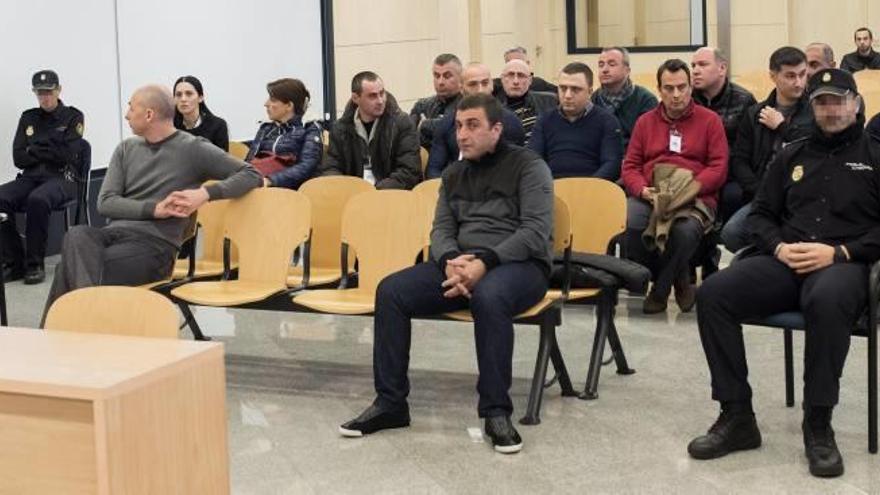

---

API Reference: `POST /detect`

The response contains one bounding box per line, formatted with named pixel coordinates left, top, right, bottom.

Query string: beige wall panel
left=480, top=0, right=517, bottom=34
left=789, top=0, right=868, bottom=58
left=438, top=0, right=472, bottom=58
left=335, top=41, right=441, bottom=116
left=334, top=0, right=439, bottom=46
left=730, top=24, right=789, bottom=76
left=731, top=0, right=788, bottom=25
left=482, top=33, right=518, bottom=75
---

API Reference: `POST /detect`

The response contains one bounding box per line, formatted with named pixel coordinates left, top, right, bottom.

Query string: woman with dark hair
left=246, top=78, right=322, bottom=189
left=173, top=75, right=229, bottom=151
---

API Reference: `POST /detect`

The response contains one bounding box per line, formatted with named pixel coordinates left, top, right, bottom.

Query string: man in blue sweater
left=529, top=62, right=624, bottom=180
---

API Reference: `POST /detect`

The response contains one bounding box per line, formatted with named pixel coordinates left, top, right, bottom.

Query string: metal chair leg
left=581, top=291, right=613, bottom=400
left=784, top=328, right=794, bottom=407
left=547, top=323, right=577, bottom=397
left=520, top=321, right=553, bottom=426
left=177, top=302, right=211, bottom=341
left=607, top=319, right=635, bottom=375
left=869, top=319, right=877, bottom=453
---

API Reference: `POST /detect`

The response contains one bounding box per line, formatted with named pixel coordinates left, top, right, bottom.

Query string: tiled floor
left=7, top=257, right=880, bottom=493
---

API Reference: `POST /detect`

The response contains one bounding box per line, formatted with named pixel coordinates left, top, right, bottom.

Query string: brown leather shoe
left=674, top=273, right=696, bottom=312
left=642, top=291, right=668, bottom=314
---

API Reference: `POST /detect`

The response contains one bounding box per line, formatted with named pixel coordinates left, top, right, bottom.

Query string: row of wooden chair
left=156, top=177, right=632, bottom=423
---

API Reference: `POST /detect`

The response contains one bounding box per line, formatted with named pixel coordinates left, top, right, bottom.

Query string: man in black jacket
left=0, top=70, right=84, bottom=284
left=840, top=27, right=880, bottom=73
left=721, top=47, right=814, bottom=253
left=339, top=93, right=553, bottom=455
left=410, top=53, right=463, bottom=150
left=321, top=72, right=421, bottom=189
left=689, top=69, right=878, bottom=478
left=496, top=59, right=558, bottom=143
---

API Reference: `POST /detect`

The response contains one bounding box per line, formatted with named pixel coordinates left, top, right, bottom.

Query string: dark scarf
left=595, top=78, right=635, bottom=111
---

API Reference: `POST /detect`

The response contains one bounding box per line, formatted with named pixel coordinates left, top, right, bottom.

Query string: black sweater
left=174, top=112, right=229, bottom=152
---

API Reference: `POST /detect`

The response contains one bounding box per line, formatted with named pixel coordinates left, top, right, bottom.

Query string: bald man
left=805, top=43, right=837, bottom=78
left=496, top=59, right=557, bottom=143
left=42, top=85, right=262, bottom=324
left=425, top=63, right=525, bottom=178
left=491, top=46, right=558, bottom=95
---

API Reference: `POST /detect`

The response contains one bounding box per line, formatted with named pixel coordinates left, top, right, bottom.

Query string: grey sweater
left=430, top=141, right=554, bottom=275
left=98, top=131, right=262, bottom=247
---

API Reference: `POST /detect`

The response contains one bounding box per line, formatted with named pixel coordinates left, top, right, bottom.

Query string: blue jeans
left=372, top=261, right=548, bottom=417
left=720, top=202, right=752, bottom=253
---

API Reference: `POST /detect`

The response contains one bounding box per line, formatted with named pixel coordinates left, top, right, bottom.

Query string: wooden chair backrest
left=552, top=195, right=572, bottom=254
left=224, top=188, right=311, bottom=285
left=195, top=199, right=233, bottom=262
left=419, top=147, right=430, bottom=178
left=733, top=70, right=773, bottom=100
left=45, top=286, right=179, bottom=338
left=412, top=178, right=442, bottom=247
left=631, top=73, right=659, bottom=96
left=854, top=69, right=880, bottom=93
left=299, top=176, right=374, bottom=271
left=341, top=190, right=426, bottom=294
left=228, top=141, right=250, bottom=160
left=553, top=178, right=626, bottom=254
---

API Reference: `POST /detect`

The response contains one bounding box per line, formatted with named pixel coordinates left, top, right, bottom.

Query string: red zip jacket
left=622, top=101, right=728, bottom=210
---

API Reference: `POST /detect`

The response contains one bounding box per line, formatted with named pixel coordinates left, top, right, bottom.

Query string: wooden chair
left=854, top=70, right=880, bottom=93
left=631, top=73, right=659, bottom=96
left=412, top=178, right=441, bottom=257
left=228, top=141, right=250, bottom=160
left=44, top=286, right=179, bottom=339
left=733, top=70, right=773, bottom=100
left=862, top=87, right=880, bottom=120
left=171, top=199, right=237, bottom=280
left=171, top=188, right=311, bottom=340
left=287, top=176, right=374, bottom=287
left=292, top=190, right=426, bottom=314
left=552, top=177, right=634, bottom=399
left=419, top=147, right=430, bottom=180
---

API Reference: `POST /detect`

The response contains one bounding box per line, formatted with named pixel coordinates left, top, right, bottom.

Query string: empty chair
left=287, top=176, right=374, bottom=287
left=44, top=286, right=179, bottom=338
left=292, top=190, right=425, bottom=314
left=171, top=199, right=236, bottom=280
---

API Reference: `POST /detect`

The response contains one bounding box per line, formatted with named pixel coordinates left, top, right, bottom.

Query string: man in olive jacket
left=321, top=71, right=421, bottom=189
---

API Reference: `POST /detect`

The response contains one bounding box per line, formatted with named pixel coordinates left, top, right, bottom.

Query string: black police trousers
left=0, top=174, right=75, bottom=268
left=696, top=255, right=867, bottom=407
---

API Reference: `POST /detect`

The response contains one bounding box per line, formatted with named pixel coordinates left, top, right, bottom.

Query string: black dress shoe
left=2, top=263, right=24, bottom=282
left=484, top=415, right=523, bottom=454
left=642, top=290, right=668, bottom=314
left=339, top=403, right=410, bottom=437
left=803, top=420, right=844, bottom=477
left=687, top=410, right=762, bottom=460
left=24, top=266, right=45, bottom=285
left=673, top=271, right=696, bottom=312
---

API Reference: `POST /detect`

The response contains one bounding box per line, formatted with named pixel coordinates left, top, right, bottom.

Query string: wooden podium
left=0, top=328, right=229, bottom=494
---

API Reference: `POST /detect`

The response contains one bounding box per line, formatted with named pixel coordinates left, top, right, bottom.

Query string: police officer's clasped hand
left=776, top=242, right=835, bottom=274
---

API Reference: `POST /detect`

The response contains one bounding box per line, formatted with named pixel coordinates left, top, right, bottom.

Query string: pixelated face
left=812, top=93, right=859, bottom=135
left=34, top=88, right=60, bottom=112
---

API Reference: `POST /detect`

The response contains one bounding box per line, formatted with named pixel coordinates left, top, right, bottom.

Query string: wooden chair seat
left=172, top=280, right=284, bottom=306
left=545, top=287, right=601, bottom=301
left=139, top=279, right=172, bottom=290
left=292, top=289, right=375, bottom=315
left=444, top=294, right=561, bottom=322
left=44, top=286, right=180, bottom=338
left=286, top=266, right=352, bottom=287
left=172, top=259, right=233, bottom=280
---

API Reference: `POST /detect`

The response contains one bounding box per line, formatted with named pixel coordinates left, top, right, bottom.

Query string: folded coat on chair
left=642, top=163, right=714, bottom=252
left=550, top=251, right=651, bottom=294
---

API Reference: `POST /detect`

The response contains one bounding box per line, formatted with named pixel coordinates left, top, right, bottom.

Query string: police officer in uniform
left=0, top=70, right=84, bottom=284
left=687, top=68, right=879, bottom=478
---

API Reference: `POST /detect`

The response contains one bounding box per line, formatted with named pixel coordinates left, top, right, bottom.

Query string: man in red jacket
left=622, top=59, right=728, bottom=314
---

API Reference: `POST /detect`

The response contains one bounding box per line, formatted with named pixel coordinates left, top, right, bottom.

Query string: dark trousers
left=373, top=261, right=548, bottom=418
left=697, top=255, right=867, bottom=407
left=0, top=175, right=75, bottom=268
left=624, top=197, right=704, bottom=297
left=42, top=226, right=177, bottom=324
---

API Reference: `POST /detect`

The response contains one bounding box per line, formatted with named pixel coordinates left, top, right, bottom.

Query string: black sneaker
left=484, top=416, right=523, bottom=454
left=803, top=419, right=844, bottom=477
left=687, top=410, right=762, bottom=460
left=23, top=266, right=45, bottom=285
left=339, top=403, right=410, bottom=437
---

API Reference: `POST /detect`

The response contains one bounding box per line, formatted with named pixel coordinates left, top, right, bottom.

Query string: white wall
left=0, top=0, right=327, bottom=182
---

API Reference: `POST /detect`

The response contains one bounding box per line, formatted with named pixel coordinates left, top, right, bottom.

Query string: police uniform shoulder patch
left=792, top=164, right=804, bottom=182
left=25, top=125, right=34, bottom=137
left=76, top=122, right=84, bottom=136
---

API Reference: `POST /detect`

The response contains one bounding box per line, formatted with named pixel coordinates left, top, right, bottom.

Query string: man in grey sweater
left=42, top=85, right=262, bottom=320
left=339, top=93, right=554, bottom=455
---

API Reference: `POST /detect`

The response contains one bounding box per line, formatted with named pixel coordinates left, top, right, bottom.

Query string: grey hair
left=806, top=42, right=836, bottom=65
left=504, top=46, right=528, bottom=58
left=601, top=46, right=631, bottom=67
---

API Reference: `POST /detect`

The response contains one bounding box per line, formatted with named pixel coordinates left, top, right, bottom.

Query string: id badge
left=669, top=131, right=682, bottom=153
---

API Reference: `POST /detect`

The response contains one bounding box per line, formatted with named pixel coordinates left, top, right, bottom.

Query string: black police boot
left=484, top=415, right=523, bottom=454
left=24, top=264, right=45, bottom=285
left=803, top=406, right=844, bottom=477
left=688, top=405, right=762, bottom=460
left=339, top=402, right=410, bottom=437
